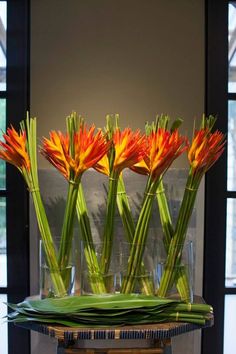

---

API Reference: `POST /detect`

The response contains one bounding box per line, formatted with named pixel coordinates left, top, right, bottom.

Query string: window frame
left=3, top=1, right=30, bottom=354
left=202, top=1, right=228, bottom=353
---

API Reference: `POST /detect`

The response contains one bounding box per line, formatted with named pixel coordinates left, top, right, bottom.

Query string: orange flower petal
left=130, top=158, right=150, bottom=175
left=0, top=126, right=30, bottom=171
left=94, top=154, right=110, bottom=176
left=113, top=128, right=146, bottom=172
left=41, top=131, right=70, bottom=179
left=188, top=128, right=225, bottom=174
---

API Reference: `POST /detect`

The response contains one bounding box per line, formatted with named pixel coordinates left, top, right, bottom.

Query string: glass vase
left=156, top=240, right=194, bottom=303
left=40, top=238, right=77, bottom=298
left=120, top=240, right=157, bottom=295
left=80, top=241, right=123, bottom=295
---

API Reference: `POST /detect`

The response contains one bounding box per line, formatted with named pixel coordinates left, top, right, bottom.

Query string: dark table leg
left=163, top=339, right=172, bottom=354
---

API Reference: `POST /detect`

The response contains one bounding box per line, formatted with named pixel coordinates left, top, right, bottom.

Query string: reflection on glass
left=227, top=101, right=236, bottom=191
left=224, top=295, right=236, bottom=353
left=0, top=294, right=8, bottom=354
left=0, top=198, right=6, bottom=287
left=0, top=99, right=5, bottom=190
left=0, top=2, right=6, bottom=91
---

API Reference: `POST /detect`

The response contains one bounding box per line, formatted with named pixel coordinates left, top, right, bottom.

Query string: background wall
left=30, top=1, right=205, bottom=353
left=31, top=0, right=204, bottom=160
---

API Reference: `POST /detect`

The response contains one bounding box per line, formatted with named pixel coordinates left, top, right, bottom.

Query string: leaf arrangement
left=7, top=294, right=213, bottom=327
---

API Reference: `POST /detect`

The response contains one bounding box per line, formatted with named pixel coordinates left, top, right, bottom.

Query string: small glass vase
left=120, top=241, right=157, bottom=295
left=156, top=241, right=194, bottom=303
left=39, top=238, right=77, bottom=298
left=80, top=242, right=122, bottom=295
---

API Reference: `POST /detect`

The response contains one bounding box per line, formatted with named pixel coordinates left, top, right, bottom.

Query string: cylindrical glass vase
left=156, top=240, right=194, bottom=303
left=40, top=238, right=77, bottom=298
left=80, top=242, right=122, bottom=295
left=120, top=241, right=157, bottom=295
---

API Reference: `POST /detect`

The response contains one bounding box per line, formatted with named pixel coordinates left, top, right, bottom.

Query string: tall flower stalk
left=94, top=129, right=153, bottom=294
left=158, top=116, right=225, bottom=299
left=146, top=117, right=190, bottom=299
left=150, top=116, right=180, bottom=252
left=121, top=128, right=188, bottom=293
left=0, top=116, right=67, bottom=297
left=95, top=117, right=146, bottom=275
left=41, top=113, right=110, bottom=285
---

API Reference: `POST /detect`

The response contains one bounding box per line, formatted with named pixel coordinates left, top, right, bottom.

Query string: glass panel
left=229, top=3, right=236, bottom=92
left=0, top=294, right=8, bottom=354
left=0, top=99, right=6, bottom=189
left=224, top=295, right=236, bottom=353
left=0, top=197, right=6, bottom=287
left=0, top=2, right=6, bottom=91
left=227, top=101, right=236, bottom=191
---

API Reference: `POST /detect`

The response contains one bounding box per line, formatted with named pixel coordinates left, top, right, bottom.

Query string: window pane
left=224, top=295, right=236, bottom=353
left=227, top=101, right=236, bottom=191
left=0, top=98, right=6, bottom=189
left=0, top=197, right=6, bottom=287
left=0, top=294, right=8, bottom=354
left=229, top=3, right=236, bottom=92
left=0, top=2, right=6, bottom=91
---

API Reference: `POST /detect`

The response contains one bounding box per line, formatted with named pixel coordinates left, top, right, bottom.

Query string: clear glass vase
left=120, top=240, right=157, bottom=295
left=156, top=240, right=194, bottom=303
left=80, top=242, right=123, bottom=295
left=39, top=238, right=77, bottom=298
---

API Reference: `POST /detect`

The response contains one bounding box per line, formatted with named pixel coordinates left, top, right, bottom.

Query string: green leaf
left=7, top=295, right=212, bottom=327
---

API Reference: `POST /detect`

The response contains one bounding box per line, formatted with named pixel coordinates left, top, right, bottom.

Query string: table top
left=19, top=314, right=213, bottom=343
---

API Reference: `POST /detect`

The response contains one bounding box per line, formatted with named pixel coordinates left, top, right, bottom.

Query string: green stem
left=101, top=170, right=119, bottom=274
left=156, top=180, right=174, bottom=250
left=116, top=176, right=135, bottom=243
left=58, top=180, right=80, bottom=270
left=158, top=172, right=201, bottom=299
left=117, top=176, right=154, bottom=295
left=22, top=117, right=66, bottom=297
left=31, top=190, right=67, bottom=297
left=121, top=178, right=159, bottom=293
left=156, top=180, right=190, bottom=300
left=76, top=183, right=106, bottom=293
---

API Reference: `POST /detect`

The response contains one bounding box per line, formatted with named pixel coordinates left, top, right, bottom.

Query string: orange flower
left=41, top=125, right=110, bottom=181
left=188, top=128, right=225, bottom=174
left=131, top=128, right=188, bottom=179
left=94, top=128, right=146, bottom=176
left=0, top=126, right=30, bottom=171
left=41, top=131, right=70, bottom=179
left=112, top=128, right=146, bottom=173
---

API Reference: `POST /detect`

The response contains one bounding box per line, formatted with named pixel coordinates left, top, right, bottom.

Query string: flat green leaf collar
left=15, top=294, right=177, bottom=313
left=6, top=294, right=213, bottom=328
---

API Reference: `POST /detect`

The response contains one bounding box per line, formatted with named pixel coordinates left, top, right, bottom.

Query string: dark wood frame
left=202, top=1, right=228, bottom=354
left=1, top=1, right=31, bottom=353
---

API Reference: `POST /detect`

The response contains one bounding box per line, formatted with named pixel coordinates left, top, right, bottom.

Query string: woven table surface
left=19, top=315, right=213, bottom=342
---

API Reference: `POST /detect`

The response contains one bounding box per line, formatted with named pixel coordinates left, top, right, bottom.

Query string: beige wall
left=31, top=0, right=204, bottom=165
